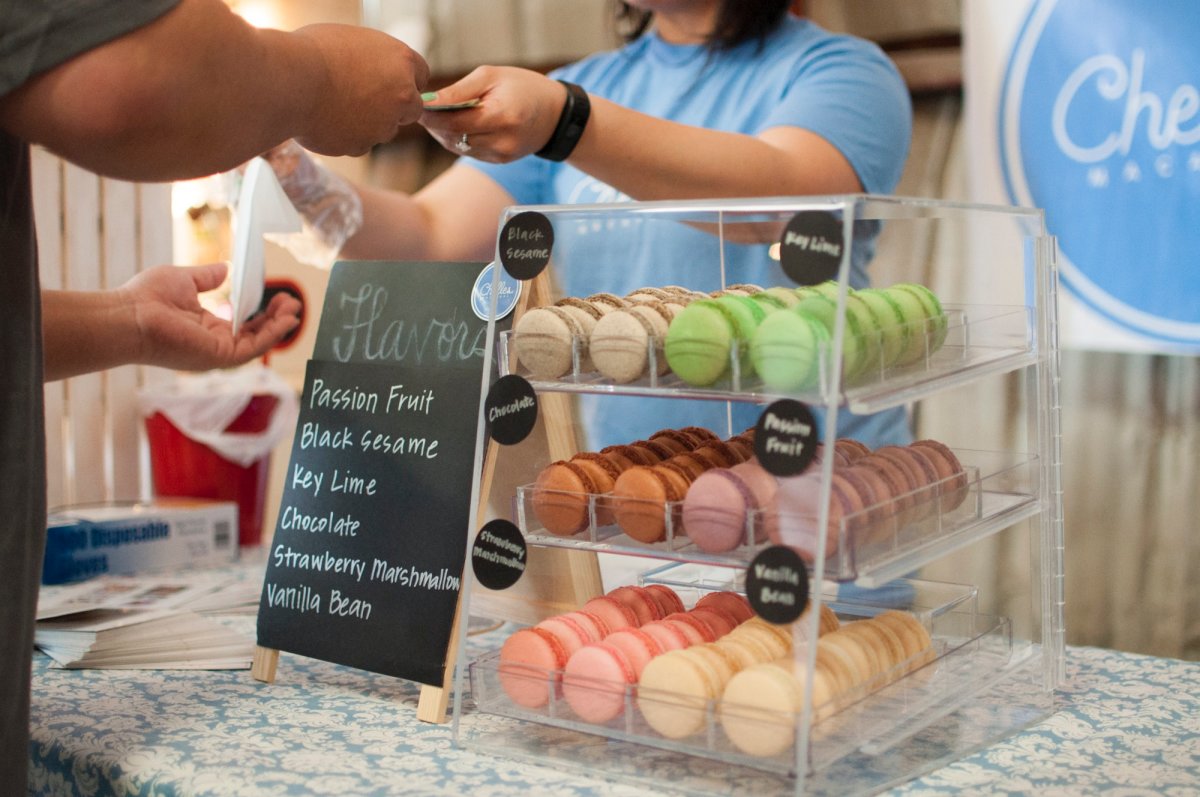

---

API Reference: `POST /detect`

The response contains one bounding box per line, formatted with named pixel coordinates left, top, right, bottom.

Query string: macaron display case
left=452, top=195, right=1063, bottom=796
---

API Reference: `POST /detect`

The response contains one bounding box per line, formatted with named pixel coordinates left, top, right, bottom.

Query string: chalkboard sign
left=257, top=261, right=494, bottom=686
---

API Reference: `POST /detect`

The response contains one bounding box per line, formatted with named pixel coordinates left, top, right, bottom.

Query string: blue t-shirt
left=467, top=16, right=913, bottom=449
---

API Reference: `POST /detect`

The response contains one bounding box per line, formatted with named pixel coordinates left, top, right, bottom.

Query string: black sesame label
left=746, top=545, right=809, bottom=624
left=471, top=519, right=527, bottom=590
left=779, top=211, right=843, bottom=285
left=498, top=211, right=554, bottom=281
left=754, top=399, right=818, bottom=476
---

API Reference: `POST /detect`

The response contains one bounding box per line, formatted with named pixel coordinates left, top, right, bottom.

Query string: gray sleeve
left=0, top=0, right=181, bottom=97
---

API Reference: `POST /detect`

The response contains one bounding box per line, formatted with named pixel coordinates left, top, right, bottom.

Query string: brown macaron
left=611, top=465, right=687, bottom=543
left=910, top=439, right=968, bottom=512
left=532, top=459, right=599, bottom=536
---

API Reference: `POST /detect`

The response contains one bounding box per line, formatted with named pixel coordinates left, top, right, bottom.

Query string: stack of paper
left=35, top=572, right=258, bottom=669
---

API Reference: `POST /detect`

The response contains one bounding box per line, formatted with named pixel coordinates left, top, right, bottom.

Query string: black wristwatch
left=535, top=81, right=591, bottom=162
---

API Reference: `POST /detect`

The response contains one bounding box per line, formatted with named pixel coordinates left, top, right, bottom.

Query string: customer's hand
left=293, top=23, right=431, bottom=156
left=119, top=263, right=301, bottom=371
left=420, top=66, right=566, bottom=163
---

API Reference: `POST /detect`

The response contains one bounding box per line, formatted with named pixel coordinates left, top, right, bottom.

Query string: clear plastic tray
left=468, top=607, right=1014, bottom=778
left=515, top=448, right=1041, bottom=584
left=499, top=304, right=1035, bottom=414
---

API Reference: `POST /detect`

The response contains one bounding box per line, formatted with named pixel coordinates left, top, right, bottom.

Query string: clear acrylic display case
left=451, top=195, right=1063, bottom=796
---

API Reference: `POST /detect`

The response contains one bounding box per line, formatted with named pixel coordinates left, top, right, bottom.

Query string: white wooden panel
left=136, top=181, right=176, bottom=500
left=62, top=162, right=106, bottom=506
left=138, top=182, right=177, bottom=393
left=514, top=0, right=613, bottom=66
left=102, top=179, right=142, bottom=502
left=432, top=0, right=522, bottom=73
left=32, top=148, right=67, bottom=510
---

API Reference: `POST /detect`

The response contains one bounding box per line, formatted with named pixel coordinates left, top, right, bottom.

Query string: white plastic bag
left=137, top=365, right=298, bottom=467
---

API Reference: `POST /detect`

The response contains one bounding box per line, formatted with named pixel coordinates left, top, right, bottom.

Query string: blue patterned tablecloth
left=28, top=622, right=1200, bottom=797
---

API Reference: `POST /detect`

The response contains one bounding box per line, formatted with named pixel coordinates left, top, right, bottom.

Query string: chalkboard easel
left=251, top=261, right=497, bottom=724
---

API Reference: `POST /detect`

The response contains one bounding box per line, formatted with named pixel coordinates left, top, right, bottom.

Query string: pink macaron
left=499, top=627, right=569, bottom=708
left=681, top=467, right=757, bottom=553
left=561, top=642, right=638, bottom=723
left=643, top=584, right=686, bottom=616
left=607, top=585, right=662, bottom=625
left=582, top=595, right=639, bottom=632
left=603, top=628, right=664, bottom=678
left=536, top=614, right=594, bottom=657
left=638, top=619, right=692, bottom=651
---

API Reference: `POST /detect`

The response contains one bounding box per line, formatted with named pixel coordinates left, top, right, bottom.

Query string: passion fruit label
left=485, top=374, right=538, bottom=445
left=746, top=545, right=809, bottom=624
left=754, top=399, right=818, bottom=476
left=471, top=519, right=527, bottom=590
left=498, top=211, right=554, bottom=281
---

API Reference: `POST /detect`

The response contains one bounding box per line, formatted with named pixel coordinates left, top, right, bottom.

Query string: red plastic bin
left=145, top=394, right=280, bottom=547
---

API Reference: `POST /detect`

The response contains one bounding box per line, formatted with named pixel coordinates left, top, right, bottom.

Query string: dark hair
left=614, top=1, right=791, bottom=51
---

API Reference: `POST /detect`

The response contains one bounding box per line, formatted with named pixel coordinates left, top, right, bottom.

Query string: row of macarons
left=496, top=583, right=935, bottom=758
left=500, top=585, right=757, bottom=711
left=667, top=280, right=948, bottom=391
left=511, top=280, right=946, bottom=391
left=530, top=424, right=969, bottom=559
left=499, top=585, right=829, bottom=722
left=712, top=608, right=935, bottom=757
left=531, top=425, right=756, bottom=542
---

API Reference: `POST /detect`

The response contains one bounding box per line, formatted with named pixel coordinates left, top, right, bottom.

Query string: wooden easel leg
left=251, top=646, right=280, bottom=683
left=417, top=596, right=465, bottom=724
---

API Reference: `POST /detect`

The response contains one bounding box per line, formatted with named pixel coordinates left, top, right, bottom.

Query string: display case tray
left=499, top=304, right=1035, bottom=414
left=468, top=608, right=1014, bottom=778
left=515, top=448, right=1041, bottom=584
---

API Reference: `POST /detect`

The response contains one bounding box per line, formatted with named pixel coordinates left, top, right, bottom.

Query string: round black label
left=779, top=211, right=844, bottom=286
left=485, top=374, right=538, bottom=445
left=754, top=399, right=818, bottom=476
left=746, top=545, right=809, bottom=624
left=498, top=211, right=554, bottom=281
left=471, top=519, right=527, bottom=590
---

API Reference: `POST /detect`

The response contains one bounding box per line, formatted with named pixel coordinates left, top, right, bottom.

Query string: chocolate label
left=746, top=546, right=809, bottom=624
left=754, top=399, right=818, bottom=476
left=498, top=211, right=554, bottom=281
left=471, top=519, right=527, bottom=590
left=485, top=374, right=538, bottom=445
left=779, top=210, right=844, bottom=285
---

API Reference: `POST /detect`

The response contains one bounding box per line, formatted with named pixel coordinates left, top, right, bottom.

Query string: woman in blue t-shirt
left=272, top=0, right=913, bottom=448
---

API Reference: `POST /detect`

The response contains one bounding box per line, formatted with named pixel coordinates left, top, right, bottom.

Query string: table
left=28, top=629, right=1200, bottom=797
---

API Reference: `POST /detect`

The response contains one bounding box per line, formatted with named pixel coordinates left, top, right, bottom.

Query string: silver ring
left=455, top=133, right=471, bottom=153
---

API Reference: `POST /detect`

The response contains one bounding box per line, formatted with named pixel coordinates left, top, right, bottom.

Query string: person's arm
left=264, top=141, right=512, bottom=262
left=0, top=0, right=430, bottom=181
left=419, top=66, right=863, bottom=201
left=41, top=263, right=300, bottom=381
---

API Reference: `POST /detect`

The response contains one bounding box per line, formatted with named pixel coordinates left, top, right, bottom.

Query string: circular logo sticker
left=471, top=519, right=527, bottom=590
left=1001, top=0, right=1200, bottom=347
left=746, top=545, right=809, bottom=624
left=471, top=261, right=522, bottom=321
left=498, top=211, right=554, bottom=281
left=779, top=211, right=844, bottom=286
left=754, top=399, right=819, bottom=476
left=484, top=374, right=538, bottom=445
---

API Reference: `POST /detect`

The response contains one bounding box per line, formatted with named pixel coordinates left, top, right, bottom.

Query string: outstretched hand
left=419, top=66, right=566, bottom=163
left=119, top=263, right=300, bottom=371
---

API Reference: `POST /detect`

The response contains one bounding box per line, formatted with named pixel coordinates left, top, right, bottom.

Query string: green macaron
left=664, top=299, right=736, bottom=386
left=714, top=294, right=766, bottom=379
left=750, top=308, right=830, bottom=392
left=854, top=288, right=908, bottom=369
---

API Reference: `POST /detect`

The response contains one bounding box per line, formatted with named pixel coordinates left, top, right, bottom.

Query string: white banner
left=965, top=0, right=1200, bottom=353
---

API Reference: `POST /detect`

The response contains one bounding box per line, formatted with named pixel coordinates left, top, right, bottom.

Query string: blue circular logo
left=1001, top=0, right=1200, bottom=347
left=471, top=261, right=521, bottom=321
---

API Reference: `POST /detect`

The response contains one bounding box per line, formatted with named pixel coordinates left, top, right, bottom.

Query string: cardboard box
left=42, top=500, right=238, bottom=584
